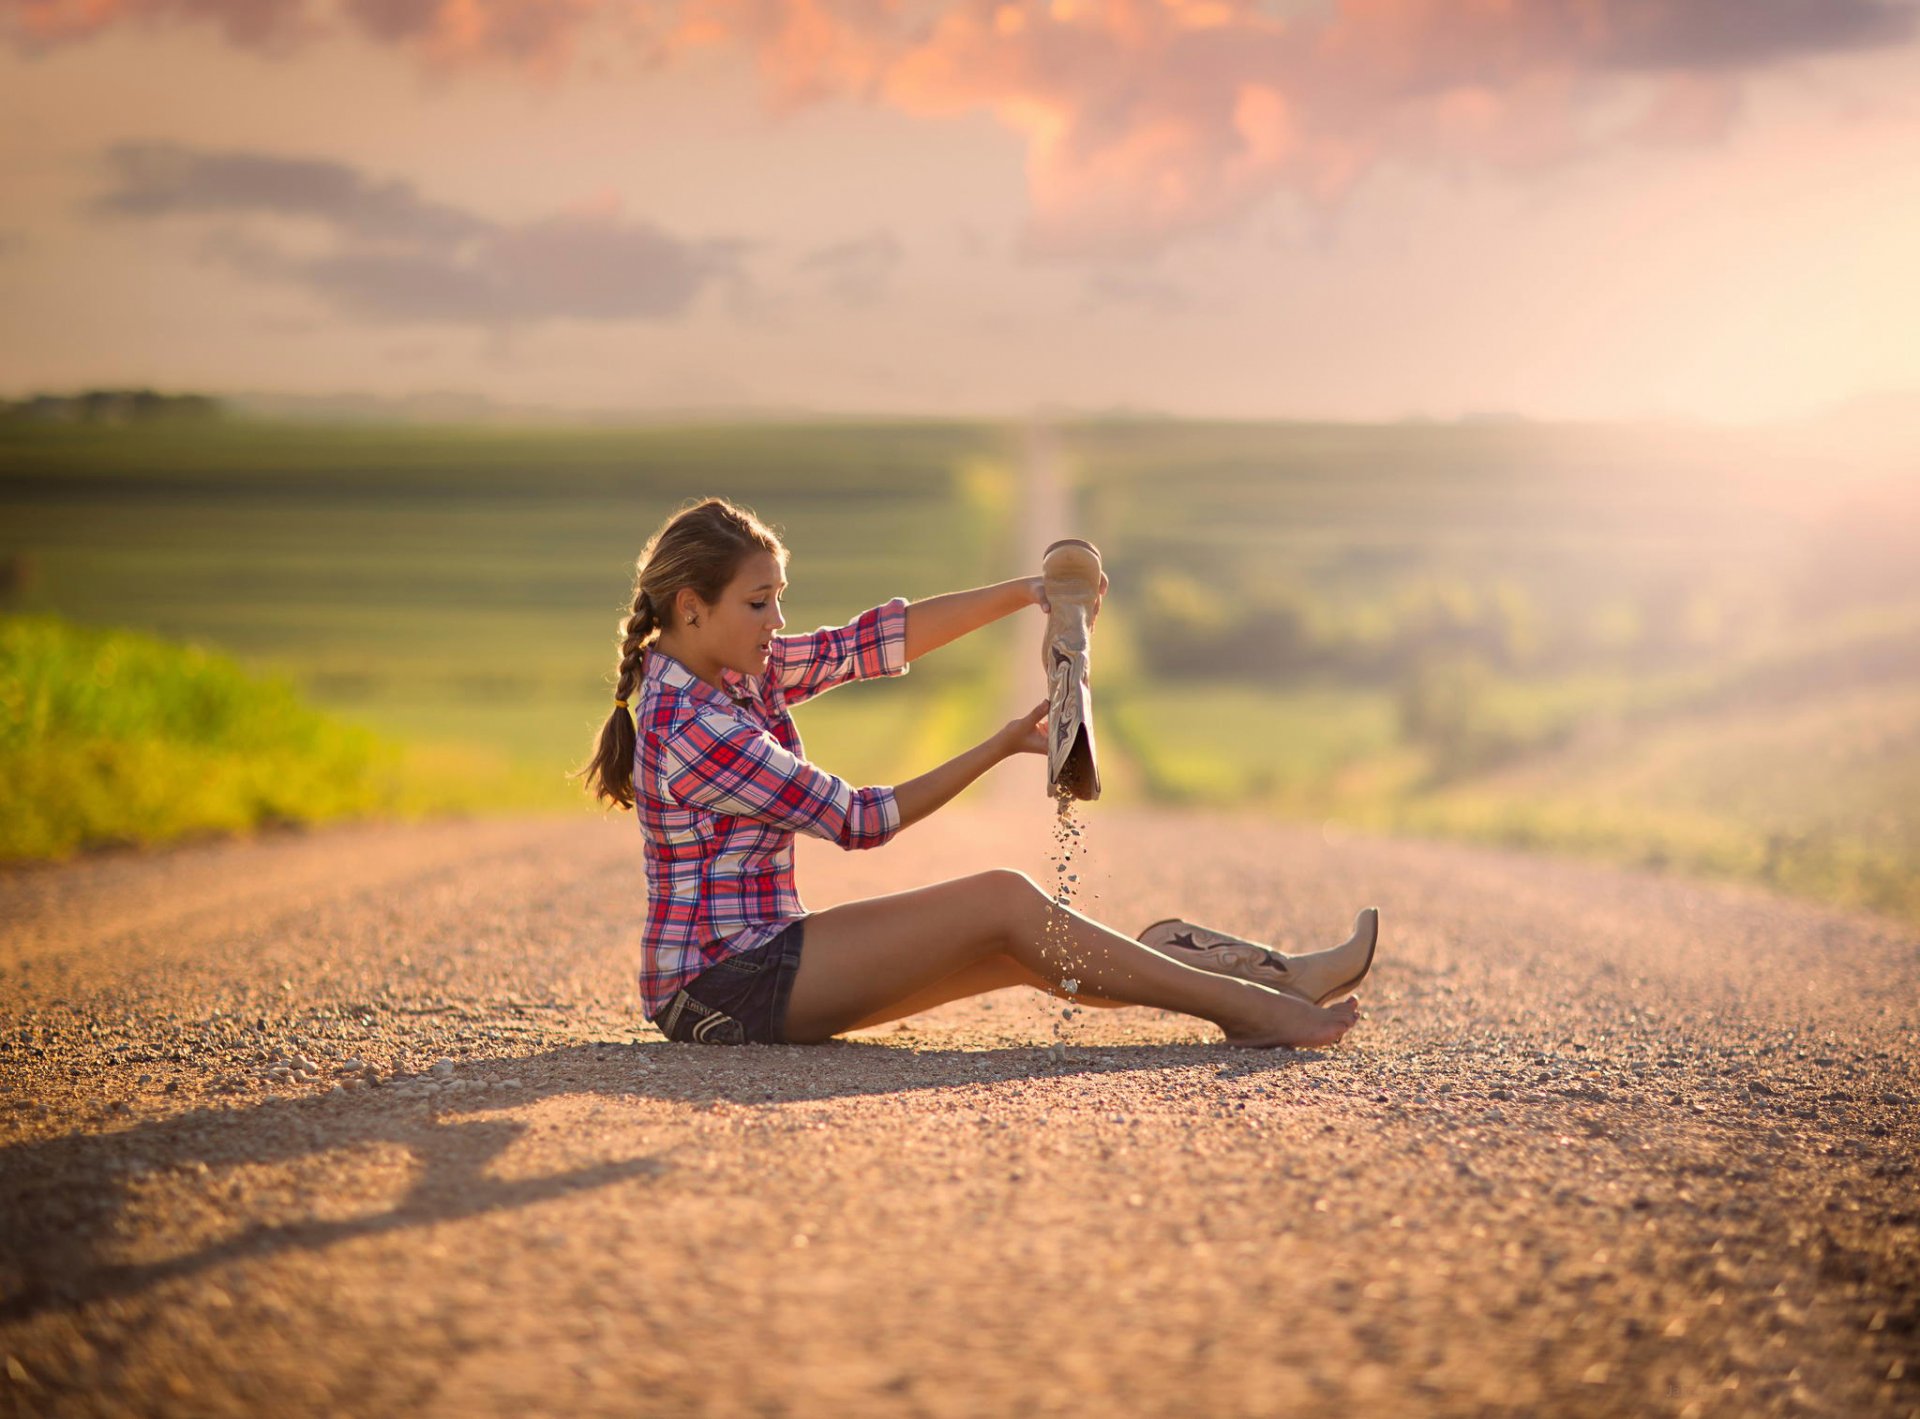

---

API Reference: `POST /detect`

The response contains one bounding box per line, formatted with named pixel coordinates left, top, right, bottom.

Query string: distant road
left=2, top=801, right=1915, bottom=1416
left=992, top=419, right=1072, bottom=802
left=1000, top=418, right=1137, bottom=804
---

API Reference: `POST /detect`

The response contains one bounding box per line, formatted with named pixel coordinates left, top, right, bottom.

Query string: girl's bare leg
left=785, top=870, right=1360, bottom=1048
left=840, top=956, right=1130, bottom=1032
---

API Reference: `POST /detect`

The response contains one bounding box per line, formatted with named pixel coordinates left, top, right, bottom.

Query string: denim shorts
left=651, top=921, right=806, bottom=1046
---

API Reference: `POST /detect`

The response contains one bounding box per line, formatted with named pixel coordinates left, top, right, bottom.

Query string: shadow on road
left=0, top=1039, right=1318, bottom=1322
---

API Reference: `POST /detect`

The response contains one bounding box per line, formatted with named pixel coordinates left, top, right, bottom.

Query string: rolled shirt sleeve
left=770, top=596, right=909, bottom=708
left=659, top=708, right=901, bottom=851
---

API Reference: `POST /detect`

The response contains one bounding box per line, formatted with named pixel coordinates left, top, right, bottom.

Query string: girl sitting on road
left=576, top=497, right=1368, bottom=1049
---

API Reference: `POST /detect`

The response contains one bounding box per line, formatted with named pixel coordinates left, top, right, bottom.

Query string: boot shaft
left=1042, top=538, right=1102, bottom=803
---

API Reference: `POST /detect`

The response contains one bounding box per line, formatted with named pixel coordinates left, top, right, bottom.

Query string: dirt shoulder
left=2, top=804, right=1916, bottom=1417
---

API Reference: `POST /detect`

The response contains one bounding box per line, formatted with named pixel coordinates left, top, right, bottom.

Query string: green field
left=1067, top=418, right=1920, bottom=924
left=5, top=410, right=1915, bottom=927
left=0, top=418, right=1023, bottom=801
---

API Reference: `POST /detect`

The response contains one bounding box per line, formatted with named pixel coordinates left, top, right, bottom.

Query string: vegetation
left=1, top=614, right=448, bottom=858
left=1071, top=418, right=1920, bottom=925
left=0, top=388, right=224, bottom=424
left=0, top=416, right=1018, bottom=804
left=4, top=409, right=1914, bottom=929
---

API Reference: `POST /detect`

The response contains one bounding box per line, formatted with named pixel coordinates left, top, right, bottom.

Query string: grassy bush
left=0, top=614, right=414, bottom=858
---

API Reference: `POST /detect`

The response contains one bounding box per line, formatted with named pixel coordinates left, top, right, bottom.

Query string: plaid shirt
left=632, top=597, right=910, bottom=1019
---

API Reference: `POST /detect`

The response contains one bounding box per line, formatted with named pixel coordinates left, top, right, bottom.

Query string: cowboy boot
left=1043, top=538, right=1102, bottom=804
left=1137, top=907, right=1379, bottom=1005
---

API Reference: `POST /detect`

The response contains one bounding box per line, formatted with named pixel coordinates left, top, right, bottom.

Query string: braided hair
left=575, top=497, right=785, bottom=809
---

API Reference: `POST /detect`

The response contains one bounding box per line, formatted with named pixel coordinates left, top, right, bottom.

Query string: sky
left=2, top=0, right=1918, bottom=423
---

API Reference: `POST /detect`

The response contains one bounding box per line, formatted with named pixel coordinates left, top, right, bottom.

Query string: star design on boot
left=1167, top=929, right=1288, bottom=976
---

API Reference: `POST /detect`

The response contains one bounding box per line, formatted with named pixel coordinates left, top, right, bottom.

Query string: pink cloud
left=682, top=0, right=1919, bottom=253
left=1, top=0, right=615, bottom=72
left=3, top=0, right=314, bottom=51
left=340, top=0, right=609, bottom=78
left=6, top=0, right=1913, bottom=253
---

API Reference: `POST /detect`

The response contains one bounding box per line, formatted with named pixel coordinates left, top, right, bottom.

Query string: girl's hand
left=1026, top=571, right=1110, bottom=624
left=999, top=700, right=1049, bottom=757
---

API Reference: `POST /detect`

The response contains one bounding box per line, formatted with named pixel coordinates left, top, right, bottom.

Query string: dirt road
left=2, top=802, right=1916, bottom=1417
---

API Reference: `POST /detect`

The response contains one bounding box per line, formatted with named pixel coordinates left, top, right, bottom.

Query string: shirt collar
left=646, top=648, right=755, bottom=709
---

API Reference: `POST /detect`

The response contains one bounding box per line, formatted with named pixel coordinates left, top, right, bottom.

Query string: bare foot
left=1222, top=992, right=1362, bottom=1049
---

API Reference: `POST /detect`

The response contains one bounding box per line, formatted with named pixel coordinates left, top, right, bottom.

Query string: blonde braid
left=613, top=590, right=656, bottom=707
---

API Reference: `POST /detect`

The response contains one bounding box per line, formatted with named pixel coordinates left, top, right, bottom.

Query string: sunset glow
left=2, top=0, right=1916, bottom=419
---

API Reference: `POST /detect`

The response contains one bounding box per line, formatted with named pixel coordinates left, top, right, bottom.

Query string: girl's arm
left=904, top=579, right=1042, bottom=661
left=904, top=571, right=1108, bottom=662
left=659, top=711, right=902, bottom=851
left=661, top=700, right=1046, bottom=846
left=774, top=597, right=909, bottom=708
left=891, top=702, right=1048, bottom=829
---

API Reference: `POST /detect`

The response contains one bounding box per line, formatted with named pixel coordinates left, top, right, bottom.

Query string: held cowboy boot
left=1136, top=907, right=1379, bottom=1006
left=1043, top=538, right=1102, bottom=805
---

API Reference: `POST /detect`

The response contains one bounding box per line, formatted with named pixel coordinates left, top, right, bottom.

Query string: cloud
left=796, top=229, right=903, bottom=306
left=1, top=0, right=627, bottom=74
left=89, top=142, right=742, bottom=326
left=89, top=143, right=487, bottom=246
left=338, top=0, right=617, bottom=76
left=1592, top=0, right=1917, bottom=70
left=3, top=0, right=314, bottom=54
left=16, top=1, right=1920, bottom=254
left=845, top=0, right=1919, bottom=254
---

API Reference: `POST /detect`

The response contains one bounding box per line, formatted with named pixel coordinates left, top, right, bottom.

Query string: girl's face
left=689, top=549, right=787, bottom=677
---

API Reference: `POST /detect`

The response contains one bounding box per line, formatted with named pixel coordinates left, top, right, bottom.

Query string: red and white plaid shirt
left=631, top=597, right=910, bottom=1019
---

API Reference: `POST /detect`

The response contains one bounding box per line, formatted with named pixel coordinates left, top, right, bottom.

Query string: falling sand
left=1041, top=786, right=1091, bottom=1057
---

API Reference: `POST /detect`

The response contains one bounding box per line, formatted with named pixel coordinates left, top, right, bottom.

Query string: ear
left=674, top=587, right=703, bottom=625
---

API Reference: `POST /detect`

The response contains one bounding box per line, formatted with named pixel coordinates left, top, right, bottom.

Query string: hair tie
left=615, top=698, right=630, bottom=709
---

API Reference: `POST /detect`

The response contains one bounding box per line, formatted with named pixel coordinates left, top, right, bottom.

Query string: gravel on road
left=2, top=804, right=1915, bottom=1417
